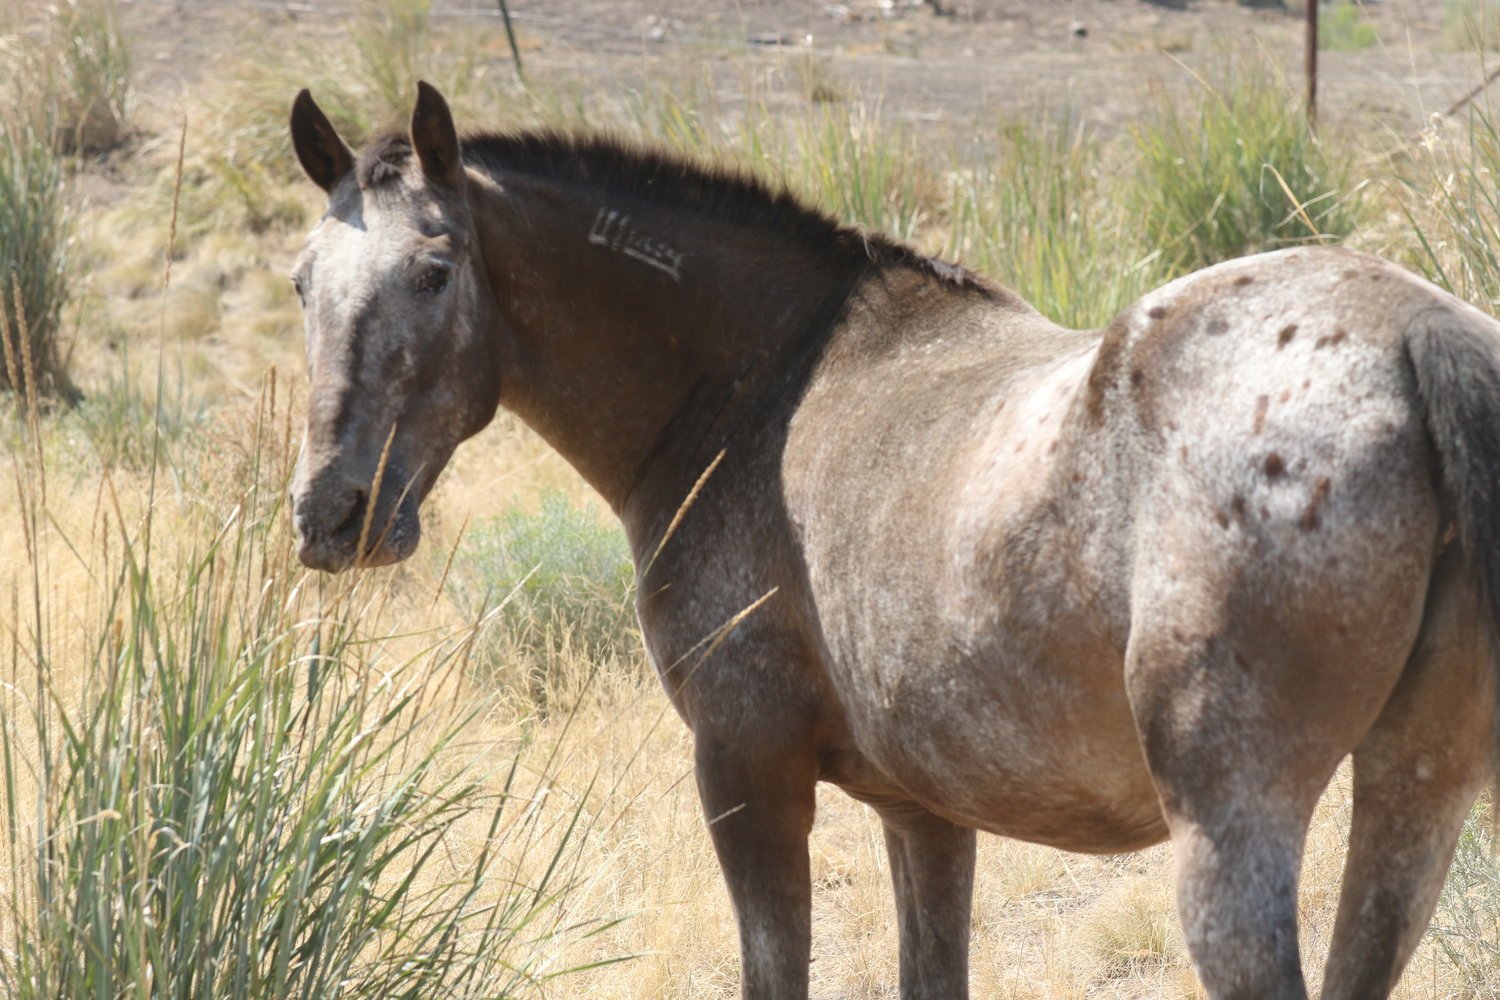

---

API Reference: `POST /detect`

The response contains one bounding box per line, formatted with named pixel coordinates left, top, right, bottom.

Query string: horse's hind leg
left=1131, top=636, right=1330, bottom=1000
left=1127, top=563, right=1418, bottom=997
left=876, top=802, right=977, bottom=999
left=1321, top=550, right=1494, bottom=1000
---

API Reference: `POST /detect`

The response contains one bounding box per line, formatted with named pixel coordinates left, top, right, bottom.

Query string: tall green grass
left=0, top=113, right=74, bottom=401
left=1131, top=58, right=1360, bottom=274
left=1402, top=105, right=1500, bottom=312
left=0, top=375, right=619, bottom=996
left=944, top=119, right=1167, bottom=329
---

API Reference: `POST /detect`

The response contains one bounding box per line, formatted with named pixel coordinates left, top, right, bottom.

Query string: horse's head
left=287, top=83, right=501, bottom=572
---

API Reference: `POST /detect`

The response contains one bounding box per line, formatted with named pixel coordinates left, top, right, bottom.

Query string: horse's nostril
left=335, top=490, right=368, bottom=537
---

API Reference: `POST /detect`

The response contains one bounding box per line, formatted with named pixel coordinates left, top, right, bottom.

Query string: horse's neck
left=471, top=169, right=862, bottom=510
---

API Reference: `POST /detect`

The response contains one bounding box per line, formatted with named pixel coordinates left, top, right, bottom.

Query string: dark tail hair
left=1407, top=308, right=1500, bottom=796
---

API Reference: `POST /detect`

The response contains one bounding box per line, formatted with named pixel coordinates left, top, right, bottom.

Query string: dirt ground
left=117, top=0, right=1500, bottom=139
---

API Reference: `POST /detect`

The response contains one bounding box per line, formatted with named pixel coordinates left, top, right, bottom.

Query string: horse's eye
left=416, top=264, right=451, bottom=296
left=290, top=275, right=305, bottom=303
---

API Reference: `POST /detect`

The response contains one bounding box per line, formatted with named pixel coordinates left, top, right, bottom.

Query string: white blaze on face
left=295, top=188, right=461, bottom=417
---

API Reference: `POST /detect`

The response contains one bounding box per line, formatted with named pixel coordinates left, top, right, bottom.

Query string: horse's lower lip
left=296, top=501, right=421, bottom=573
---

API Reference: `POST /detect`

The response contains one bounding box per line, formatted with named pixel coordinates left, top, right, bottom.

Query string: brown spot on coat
left=1215, top=509, right=1230, bottom=529
left=1279, top=390, right=1291, bottom=404
left=1234, top=275, right=1254, bottom=287
left=1315, top=329, right=1349, bottom=349
left=1277, top=324, right=1297, bottom=348
left=1230, top=495, right=1247, bottom=520
left=1300, top=477, right=1332, bottom=531
left=1253, top=395, right=1269, bottom=435
left=1206, top=318, right=1229, bottom=336
left=1131, top=369, right=1145, bottom=386
left=1148, top=306, right=1167, bottom=320
left=1264, top=453, right=1285, bottom=478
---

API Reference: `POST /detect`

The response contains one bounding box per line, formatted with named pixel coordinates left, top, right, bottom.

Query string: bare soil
left=118, top=0, right=1500, bottom=139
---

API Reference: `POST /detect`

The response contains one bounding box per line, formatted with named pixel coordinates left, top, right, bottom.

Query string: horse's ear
left=411, top=81, right=464, bottom=189
left=290, top=89, right=354, bottom=194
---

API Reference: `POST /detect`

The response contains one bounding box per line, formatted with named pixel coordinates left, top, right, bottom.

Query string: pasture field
left=9, top=0, right=1500, bottom=996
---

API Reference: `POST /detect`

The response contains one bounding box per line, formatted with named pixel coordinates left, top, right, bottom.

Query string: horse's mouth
left=296, top=486, right=422, bottom=573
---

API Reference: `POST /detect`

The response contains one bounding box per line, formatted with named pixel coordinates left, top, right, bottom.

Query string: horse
left=285, top=82, right=1500, bottom=999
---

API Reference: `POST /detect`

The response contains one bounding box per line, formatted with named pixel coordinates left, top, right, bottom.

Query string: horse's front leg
left=695, top=732, right=818, bottom=999
left=877, top=802, right=977, bottom=999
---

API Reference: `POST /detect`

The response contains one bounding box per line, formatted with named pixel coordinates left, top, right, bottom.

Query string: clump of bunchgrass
left=1130, top=55, right=1361, bottom=274
left=785, top=103, right=942, bottom=243
left=1, top=0, right=132, bottom=154
left=47, top=0, right=131, bottom=153
left=0, top=113, right=75, bottom=402
left=1400, top=104, right=1500, bottom=312
left=0, top=376, right=620, bottom=999
left=69, top=345, right=209, bottom=470
left=943, top=117, right=1167, bottom=328
left=446, top=492, right=639, bottom=709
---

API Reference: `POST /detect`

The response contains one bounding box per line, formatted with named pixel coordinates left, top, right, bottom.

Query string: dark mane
left=355, top=130, right=993, bottom=295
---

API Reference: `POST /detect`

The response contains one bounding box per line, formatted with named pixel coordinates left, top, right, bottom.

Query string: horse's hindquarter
left=784, top=280, right=1165, bottom=852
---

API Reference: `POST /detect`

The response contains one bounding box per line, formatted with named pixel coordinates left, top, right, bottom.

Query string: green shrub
left=447, top=492, right=639, bottom=707
left=0, top=113, right=74, bottom=402
left=1321, top=1, right=1380, bottom=51
left=1130, top=58, right=1360, bottom=274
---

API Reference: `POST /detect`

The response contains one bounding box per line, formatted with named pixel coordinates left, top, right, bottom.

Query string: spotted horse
left=287, top=82, right=1500, bottom=999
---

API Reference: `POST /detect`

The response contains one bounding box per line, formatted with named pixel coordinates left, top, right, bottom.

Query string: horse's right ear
left=290, top=89, right=354, bottom=194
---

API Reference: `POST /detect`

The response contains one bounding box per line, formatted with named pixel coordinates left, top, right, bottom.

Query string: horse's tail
left=1406, top=307, right=1500, bottom=791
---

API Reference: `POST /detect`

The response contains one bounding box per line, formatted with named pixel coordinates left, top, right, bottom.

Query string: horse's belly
left=825, top=646, right=1168, bottom=854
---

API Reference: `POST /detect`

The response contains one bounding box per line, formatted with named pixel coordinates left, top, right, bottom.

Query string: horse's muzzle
left=291, top=471, right=421, bottom=572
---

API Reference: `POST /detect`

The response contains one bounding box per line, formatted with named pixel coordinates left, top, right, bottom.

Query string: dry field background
left=8, top=0, right=1500, bottom=996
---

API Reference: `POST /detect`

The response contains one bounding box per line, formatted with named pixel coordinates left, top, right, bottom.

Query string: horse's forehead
left=305, top=189, right=446, bottom=280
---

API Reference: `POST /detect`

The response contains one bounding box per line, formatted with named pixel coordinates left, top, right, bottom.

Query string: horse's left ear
left=411, top=81, right=464, bottom=189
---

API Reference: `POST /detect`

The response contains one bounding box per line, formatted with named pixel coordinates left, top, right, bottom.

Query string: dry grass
left=7, top=3, right=1500, bottom=996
